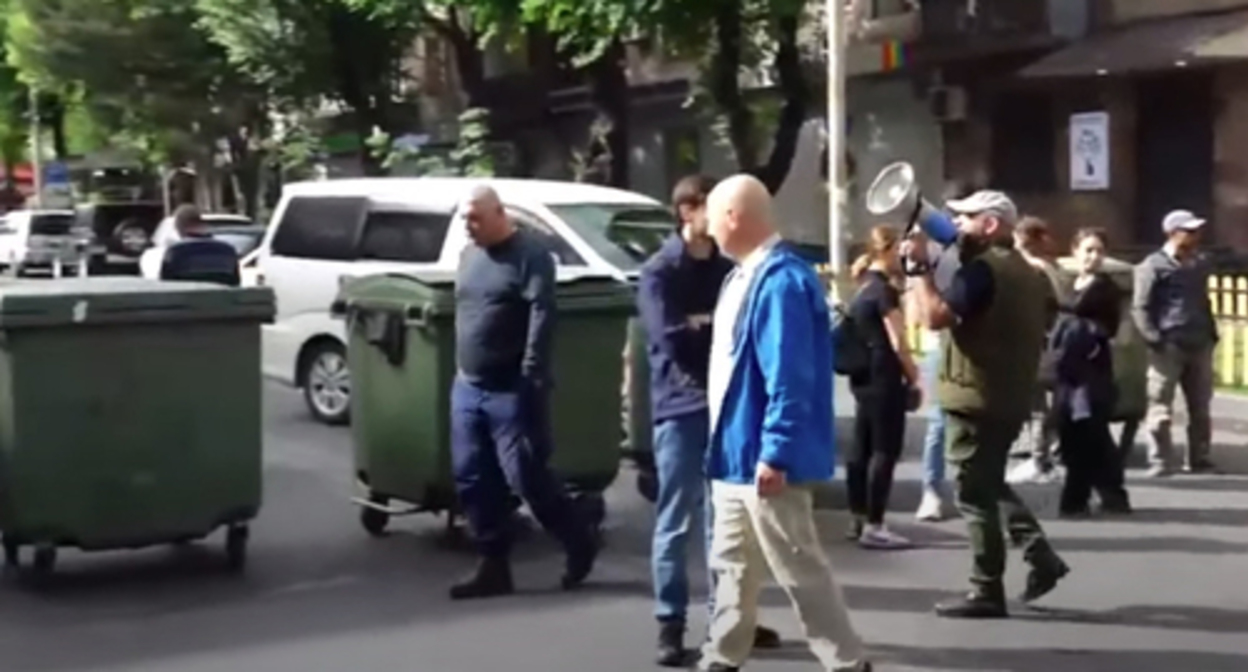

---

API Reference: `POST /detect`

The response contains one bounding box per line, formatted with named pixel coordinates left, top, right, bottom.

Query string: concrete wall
left=1214, top=67, right=1248, bottom=251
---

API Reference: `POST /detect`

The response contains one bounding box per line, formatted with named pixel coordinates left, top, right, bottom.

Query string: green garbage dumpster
left=622, top=317, right=657, bottom=502
left=335, top=271, right=635, bottom=537
left=1056, top=256, right=1147, bottom=453
left=0, top=277, right=274, bottom=576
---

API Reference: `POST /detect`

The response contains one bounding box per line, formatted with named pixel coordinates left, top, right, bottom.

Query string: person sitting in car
left=160, top=205, right=240, bottom=286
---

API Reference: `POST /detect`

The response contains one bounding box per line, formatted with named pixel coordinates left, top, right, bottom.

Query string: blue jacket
left=637, top=235, right=735, bottom=423
left=708, top=244, right=836, bottom=486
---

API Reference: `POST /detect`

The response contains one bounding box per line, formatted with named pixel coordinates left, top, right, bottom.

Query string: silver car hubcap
left=309, top=351, right=350, bottom=417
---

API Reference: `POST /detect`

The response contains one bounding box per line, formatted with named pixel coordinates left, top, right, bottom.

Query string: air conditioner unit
left=929, top=85, right=968, bottom=122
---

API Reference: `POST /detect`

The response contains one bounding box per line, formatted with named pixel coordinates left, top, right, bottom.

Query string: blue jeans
left=651, top=412, right=712, bottom=623
left=922, top=348, right=947, bottom=491
left=450, top=376, right=591, bottom=559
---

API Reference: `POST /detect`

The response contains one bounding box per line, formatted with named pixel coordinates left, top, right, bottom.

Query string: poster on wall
left=1070, top=111, right=1110, bottom=191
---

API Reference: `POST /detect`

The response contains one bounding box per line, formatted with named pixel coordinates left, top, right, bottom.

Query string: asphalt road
left=0, top=383, right=1245, bottom=671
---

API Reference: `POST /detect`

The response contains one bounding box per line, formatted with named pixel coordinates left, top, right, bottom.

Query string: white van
left=256, top=177, right=673, bottom=424
left=0, top=210, right=93, bottom=275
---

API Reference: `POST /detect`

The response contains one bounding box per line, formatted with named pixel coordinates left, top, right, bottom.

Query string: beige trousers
left=701, top=481, right=865, bottom=671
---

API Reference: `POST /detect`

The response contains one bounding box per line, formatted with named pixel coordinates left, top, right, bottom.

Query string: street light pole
left=29, top=86, right=43, bottom=209
left=826, top=0, right=847, bottom=299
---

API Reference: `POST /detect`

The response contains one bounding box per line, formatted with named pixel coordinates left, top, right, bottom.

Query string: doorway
left=1135, top=74, right=1214, bottom=246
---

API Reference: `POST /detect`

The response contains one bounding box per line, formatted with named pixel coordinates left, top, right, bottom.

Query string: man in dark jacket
left=638, top=175, right=779, bottom=666
left=447, top=185, right=598, bottom=600
left=1132, top=210, right=1219, bottom=477
left=160, top=205, right=240, bottom=286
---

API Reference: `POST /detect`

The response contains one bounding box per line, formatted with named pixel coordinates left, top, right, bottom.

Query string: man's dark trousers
left=945, top=411, right=1056, bottom=592
left=450, top=375, right=591, bottom=558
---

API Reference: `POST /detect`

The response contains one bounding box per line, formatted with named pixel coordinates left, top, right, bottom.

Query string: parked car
left=74, top=202, right=166, bottom=274
left=0, top=209, right=94, bottom=276
left=255, top=177, right=675, bottom=425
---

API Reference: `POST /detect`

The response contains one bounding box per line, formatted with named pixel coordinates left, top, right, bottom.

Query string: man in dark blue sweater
left=639, top=175, right=780, bottom=666
left=448, top=185, right=598, bottom=600
left=160, top=205, right=240, bottom=286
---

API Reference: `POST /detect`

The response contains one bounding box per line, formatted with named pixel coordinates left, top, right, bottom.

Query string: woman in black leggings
left=846, top=225, right=921, bottom=549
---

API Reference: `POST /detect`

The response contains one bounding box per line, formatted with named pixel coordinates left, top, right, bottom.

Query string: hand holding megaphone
left=865, top=161, right=959, bottom=276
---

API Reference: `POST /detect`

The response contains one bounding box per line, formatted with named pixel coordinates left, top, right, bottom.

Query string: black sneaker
left=449, top=557, right=514, bottom=600
left=753, top=625, right=782, bottom=649
left=1021, top=556, right=1070, bottom=603
left=934, top=590, right=1009, bottom=619
left=1186, top=459, right=1221, bottom=475
left=655, top=619, right=686, bottom=668
left=704, top=664, right=740, bottom=672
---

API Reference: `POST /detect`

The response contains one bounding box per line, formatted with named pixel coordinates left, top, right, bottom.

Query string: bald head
left=462, top=183, right=513, bottom=247
left=706, top=174, right=775, bottom=260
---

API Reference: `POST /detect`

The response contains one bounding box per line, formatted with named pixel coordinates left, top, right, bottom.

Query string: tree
left=197, top=0, right=425, bottom=174
left=523, top=0, right=813, bottom=195
left=8, top=0, right=272, bottom=214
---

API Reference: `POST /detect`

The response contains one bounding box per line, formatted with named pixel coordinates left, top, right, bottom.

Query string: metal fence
left=900, top=275, right=1248, bottom=389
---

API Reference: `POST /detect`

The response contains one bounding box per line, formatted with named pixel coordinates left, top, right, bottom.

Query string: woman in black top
left=1051, top=228, right=1132, bottom=516
left=846, top=225, right=921, bottom=549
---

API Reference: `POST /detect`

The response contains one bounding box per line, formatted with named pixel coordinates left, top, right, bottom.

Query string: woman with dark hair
left=846, top=225, right=921, bottom=549
left=1050, top=228, right=1132, bottom=517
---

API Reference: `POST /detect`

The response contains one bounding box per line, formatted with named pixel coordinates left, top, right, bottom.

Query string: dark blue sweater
left=637, top=235, right=734, bottom=423
left=455, top=230, right=554, bottom=390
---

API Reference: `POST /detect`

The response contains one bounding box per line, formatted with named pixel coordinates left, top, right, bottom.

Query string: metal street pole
left=29, top=86, right=43, bottom=210
left=826, top=0, right=847, bottom=300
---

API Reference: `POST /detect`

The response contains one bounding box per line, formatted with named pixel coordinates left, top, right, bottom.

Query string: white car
left=0, top=210, right=93, bottom=276
left=256, top=177, right=674, bottom=425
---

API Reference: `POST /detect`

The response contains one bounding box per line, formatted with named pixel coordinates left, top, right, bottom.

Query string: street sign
left=43, top=161, right=70, bottom=185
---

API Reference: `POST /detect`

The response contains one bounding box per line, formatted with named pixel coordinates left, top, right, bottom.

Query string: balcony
left=920, top=0, right=1055, bottom=42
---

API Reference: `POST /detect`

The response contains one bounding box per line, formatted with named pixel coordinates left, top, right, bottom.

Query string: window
left=548, top=204, right=676, bottom=272
left=270, top=196, right=368, bottom=260
left=30, top=214, right=73, bottom=236
left=990, top=92, right=1057, bottom=193
left=508, top=208, right=586, bottom=267
left=358, top=211, right=451, bottom=263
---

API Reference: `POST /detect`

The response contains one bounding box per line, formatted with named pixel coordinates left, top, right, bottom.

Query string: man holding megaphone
left=895, top=186, right=1071, bottom=619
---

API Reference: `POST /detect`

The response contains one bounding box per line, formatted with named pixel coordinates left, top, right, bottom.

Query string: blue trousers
left=450, top=376, right=590, bottom=559
left=922, top=348, right=947, bottom=491
left=651, top=412, right=714, bottom=623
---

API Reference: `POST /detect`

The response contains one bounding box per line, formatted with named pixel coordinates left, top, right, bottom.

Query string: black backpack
left=830, top=301, right=872, bottom=377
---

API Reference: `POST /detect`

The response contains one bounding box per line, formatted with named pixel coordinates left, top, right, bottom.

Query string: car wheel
left=302, top=341, right=351, bottom=425
left=112, top=220, right=150, bottom=257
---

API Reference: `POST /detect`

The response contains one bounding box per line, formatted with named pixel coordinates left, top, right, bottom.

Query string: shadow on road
left=1050, top=534, right=1248, bottom=554
left=870, top=644, right=1248, bottom=672
left=1124, top=507, right=1248, bottom=528
left=1019, top=604, right=1248, bottom=635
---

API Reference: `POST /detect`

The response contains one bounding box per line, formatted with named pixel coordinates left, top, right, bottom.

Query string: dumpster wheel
left=225, top=524, right=249, bottom=572
left=31, top=545, right=55, bottom=577
left=361, top=503, right=391, bottom=537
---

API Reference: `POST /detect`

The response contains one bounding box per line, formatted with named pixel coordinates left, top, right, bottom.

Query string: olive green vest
left=937, top=245, right=1049, bottom=418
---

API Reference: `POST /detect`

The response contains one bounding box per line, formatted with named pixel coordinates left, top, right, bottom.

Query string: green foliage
left=373, top=107, right=495, bottom=177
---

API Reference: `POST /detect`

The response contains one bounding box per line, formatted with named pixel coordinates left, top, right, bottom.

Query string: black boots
left=934, top=584, right=1009, bottom=619
left=449, top=556, right=514, bottom=600
left=656, top=620, right=687, bottom=667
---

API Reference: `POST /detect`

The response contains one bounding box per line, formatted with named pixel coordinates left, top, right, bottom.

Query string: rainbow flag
left=881, top=40, right=909, bottom=71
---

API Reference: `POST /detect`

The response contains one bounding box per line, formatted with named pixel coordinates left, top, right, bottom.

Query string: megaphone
left=865, top=162, right=959, bottom=273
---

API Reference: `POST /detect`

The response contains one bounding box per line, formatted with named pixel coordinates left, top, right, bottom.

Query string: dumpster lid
left=0, top=277, right=276, bottom=329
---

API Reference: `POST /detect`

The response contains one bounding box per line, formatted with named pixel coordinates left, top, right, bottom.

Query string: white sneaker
left=1007, top=458, right=1058, bottom=485
left=858, top=525, right=912, bottom=550
left=916, top=490, right=947, bottom=522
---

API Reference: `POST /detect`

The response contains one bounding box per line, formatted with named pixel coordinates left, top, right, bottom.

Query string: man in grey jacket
left=1132, top=210, right=1219, bottom=478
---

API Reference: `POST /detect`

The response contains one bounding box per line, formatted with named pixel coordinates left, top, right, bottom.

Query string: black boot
left=449, top=556, right=514, bottom=600
left=655, top=619, right=686, bottom=667
left=1021, top=548, right=1070, bottom=603
left=704, top=664, right=739, bottom=672
left=753, top=625, right=782, bottom=649
left=561, top=536, right=598, bottom=590
left=934, top=583, right=1008, bottom=619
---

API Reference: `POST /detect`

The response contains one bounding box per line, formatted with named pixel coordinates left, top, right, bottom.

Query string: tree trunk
left=708, top=7, right=810, bottom=195
left=751, top=14, right=810, bottom=195
left=710, top=1, right=759, bottom=172
left=588, top=41, right=630, bottom=189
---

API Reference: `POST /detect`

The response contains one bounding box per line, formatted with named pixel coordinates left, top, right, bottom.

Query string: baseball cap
left=945, top=190, right=1019, bottom=225
left=1162, top=209, right=1205, bottom=234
